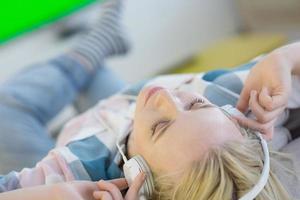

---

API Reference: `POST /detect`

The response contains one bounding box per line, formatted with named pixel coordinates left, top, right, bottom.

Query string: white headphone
left=116, top=143, right=154, bottom=200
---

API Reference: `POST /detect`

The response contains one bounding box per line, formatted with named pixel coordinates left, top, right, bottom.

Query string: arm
left=0, top=181, right=98, bottom=200
left=0, top=176, right=144, bottom=200
left=236, top=42, right=300, bottom=139
left=276, top=42, right=300, bottom=109
left=277, top=42, right=300, bottom=75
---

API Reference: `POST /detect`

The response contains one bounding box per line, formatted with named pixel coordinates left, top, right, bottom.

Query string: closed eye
left=151, top=120, right=173, bottom=141
left=151, top=120, right=169, bottom=135
left=187, top=98, right=205, bottom=110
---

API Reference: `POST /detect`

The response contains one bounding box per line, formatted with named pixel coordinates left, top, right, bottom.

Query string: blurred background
left=1, top=0, right=300, bottom=84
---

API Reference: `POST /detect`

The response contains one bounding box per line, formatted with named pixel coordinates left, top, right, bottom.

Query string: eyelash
left=187, top=98, right=204, bottom=110
left=151, top=119, right=169, bottom=135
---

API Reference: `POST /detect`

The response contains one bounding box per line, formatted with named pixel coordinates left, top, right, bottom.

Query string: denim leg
left=75, top=66, right=127, bottom=112
left=0, top=55, right=93, bottom=173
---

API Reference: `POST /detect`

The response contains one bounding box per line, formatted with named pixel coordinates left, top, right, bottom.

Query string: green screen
left=0, top=0, right=101, bottom=44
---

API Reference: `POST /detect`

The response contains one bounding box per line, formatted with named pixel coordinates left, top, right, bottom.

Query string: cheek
left=132, top=108, right=156, bottom=144
left=128, top=128, right=143, bottom=157
left=130, top=121, right=148, bottom=155
left=135, top=90, right=147, bottom=111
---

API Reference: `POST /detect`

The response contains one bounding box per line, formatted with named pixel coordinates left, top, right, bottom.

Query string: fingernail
left=98, top=179, right=104, bottom=185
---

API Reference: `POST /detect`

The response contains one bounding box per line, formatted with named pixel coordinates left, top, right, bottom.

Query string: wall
left=109, top=0, right=240, bottom=82
left=0, top=0, right=239, bottom=83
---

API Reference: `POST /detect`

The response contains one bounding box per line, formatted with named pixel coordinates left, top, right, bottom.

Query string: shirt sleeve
left=0, top=94, right=133, bottom=192
left=287, top=75, right=300, bottom=109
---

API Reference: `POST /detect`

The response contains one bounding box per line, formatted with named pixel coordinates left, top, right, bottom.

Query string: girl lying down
left=1, top=0, right=300, bottom=199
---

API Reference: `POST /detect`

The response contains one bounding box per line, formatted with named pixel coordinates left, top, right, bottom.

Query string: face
left=127, top=86, right=242, bottom=175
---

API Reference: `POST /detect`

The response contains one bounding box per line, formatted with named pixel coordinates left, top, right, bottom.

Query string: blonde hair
left=152, top=129, right=292, bottom=200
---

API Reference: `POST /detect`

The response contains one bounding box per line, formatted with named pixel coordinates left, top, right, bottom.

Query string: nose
left=153, top=89, right=180, bottom=116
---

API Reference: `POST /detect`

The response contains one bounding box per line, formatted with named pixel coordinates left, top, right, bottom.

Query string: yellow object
left=170, top=33, right=286, bottom=74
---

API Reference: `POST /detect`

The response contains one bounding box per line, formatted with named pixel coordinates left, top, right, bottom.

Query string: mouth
left=144, top=86, right=164, bottom=105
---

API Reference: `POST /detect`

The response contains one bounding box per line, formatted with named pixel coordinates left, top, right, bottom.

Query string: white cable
left=116, top=142, right=128, bottom=162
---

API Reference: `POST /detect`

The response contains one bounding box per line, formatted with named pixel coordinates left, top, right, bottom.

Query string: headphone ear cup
left=123, top=155, right=154, bottom=199
left=133, top=155, right=155, bottom=197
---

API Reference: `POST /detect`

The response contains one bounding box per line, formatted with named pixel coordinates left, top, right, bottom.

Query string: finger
left=268, top=94, right=288, bottom=111
left=125, top=172, right=146, bottom=200
left=254, top=125, right=274, bottom=141
left=236, top=117, right=274, bottom=140
left=237, top=86, right=251, bottom=113
left=259, top=87, right=287, bottom=111
left=258, top=87, right=273, bottom=110
left=233, top=116, right=275, bottom=140
left=109, top=178, right=128, bottom=190
left=249, top=90, right=285, bottom=123
left=97, top=180, right=123, bottom=200
left=93, top=191, right=113, bottom=200
left=249, top=90, right=263, bottom=118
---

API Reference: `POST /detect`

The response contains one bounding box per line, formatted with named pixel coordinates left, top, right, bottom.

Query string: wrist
left=274, top=42, right=300, bottom=75
left=271, top=48, right=294, bottom=74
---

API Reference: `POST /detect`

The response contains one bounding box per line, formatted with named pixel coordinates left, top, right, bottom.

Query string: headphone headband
left=239, top=132, right=270, bottom=200
left=220, top=105, right=270, bottom=200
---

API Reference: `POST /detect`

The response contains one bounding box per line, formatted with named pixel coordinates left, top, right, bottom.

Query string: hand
left=93, top=172, right=146, bottom=200
left=0, top=180, right=100, bottom=200
left=52, top=181, right=99, bottom=200
left=236, top=51, right=292, bottom=139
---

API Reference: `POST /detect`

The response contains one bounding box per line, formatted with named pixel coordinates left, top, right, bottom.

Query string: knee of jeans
left=75, top=66, right=127, bottom=111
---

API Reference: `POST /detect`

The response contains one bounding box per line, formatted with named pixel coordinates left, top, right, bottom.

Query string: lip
left=144, top=86, right=164, bottom=106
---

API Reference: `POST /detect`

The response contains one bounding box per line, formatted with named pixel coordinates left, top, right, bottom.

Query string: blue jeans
left=0, top=55, right=126, bottom=174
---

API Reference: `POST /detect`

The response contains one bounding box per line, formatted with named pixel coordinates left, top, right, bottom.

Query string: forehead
left=178, top=107, right=230, bottom=137
left=159, top=107, right=241, bottom=154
